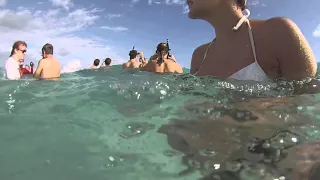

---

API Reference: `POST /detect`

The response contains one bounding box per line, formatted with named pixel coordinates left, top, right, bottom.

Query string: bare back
left=141, top=59, right=183, bottom=73
left=123, top=60, right=142, bottom=69
left=34, top=57, right=61, bottom=80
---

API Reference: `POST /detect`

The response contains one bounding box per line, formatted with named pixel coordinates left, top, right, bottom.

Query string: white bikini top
left=195, top=9, right=269, bottom=82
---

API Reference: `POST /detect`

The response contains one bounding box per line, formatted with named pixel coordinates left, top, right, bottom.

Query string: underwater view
left=1, top=65, right=320, bottom=180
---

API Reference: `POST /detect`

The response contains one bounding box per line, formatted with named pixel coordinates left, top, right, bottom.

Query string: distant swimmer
left=122, top=49, right=147, bottom=69
left=5, top=41, right=27, bottom=80
left=100, top=58, right=112, bottom=69
left=90, top=59, right=100, bottom=69
left=188, top=0, right=317, bottom=81
left=140, top=42, right=183, bottom=74
left=33, top=43, right=61, bottom=80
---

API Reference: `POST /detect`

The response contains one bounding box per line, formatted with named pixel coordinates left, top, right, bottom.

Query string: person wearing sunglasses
left=5, top=41, right=27, bottom=80
left=33, top=43, right=61, bottom=80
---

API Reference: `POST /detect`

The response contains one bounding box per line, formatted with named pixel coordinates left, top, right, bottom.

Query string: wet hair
left=129, top=50, right=139, bottom=59
left=104, top=58, right=111, bottom=66
left=156, top=43, right=169, bottom=66
left=42, top=43, right=54, bottom=55
left=93, top=59, right=100, bottom=66
left=235, top=0, right=247, bottom=11
left=156, top=43, right=169, bottom=56
left=10, top=41, right=27, bottom=57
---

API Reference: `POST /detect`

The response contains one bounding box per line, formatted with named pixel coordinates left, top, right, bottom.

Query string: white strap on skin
left=195, top=8, right=252, bottom=75
left=233, top=9, right=251, bottom=31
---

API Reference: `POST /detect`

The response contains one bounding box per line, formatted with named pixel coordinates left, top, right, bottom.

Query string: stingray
left=158, top=96, right=317, bottom=179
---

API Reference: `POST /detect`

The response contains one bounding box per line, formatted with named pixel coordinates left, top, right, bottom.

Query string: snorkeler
left=188, top=0, right=317, bottom=81
left=5, top=41, right=27, bottom=80
left=91, top=59, right=100, bottom=69
left=33, top=43, right=61, bottom=80
left=140, top=42, right=183, bottom=73
left=122, top=49, right=147, bottom=69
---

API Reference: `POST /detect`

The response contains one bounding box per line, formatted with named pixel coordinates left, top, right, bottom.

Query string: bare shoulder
left=264, top=17, right=301, bottom=38
left=190, top=42, right=213, bottom=74
left=264, top=17, right=317, bottom=79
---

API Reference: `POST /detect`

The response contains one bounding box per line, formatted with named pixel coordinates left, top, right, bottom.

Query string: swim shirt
left=5, top=57, right=21, bottom=80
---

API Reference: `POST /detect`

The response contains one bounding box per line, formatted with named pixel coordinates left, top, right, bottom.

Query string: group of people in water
left=5, top=41, right=61, bottom=80
left=3, top=0, right=320, bottom=178
left=5, top=0, right=318, bottom=82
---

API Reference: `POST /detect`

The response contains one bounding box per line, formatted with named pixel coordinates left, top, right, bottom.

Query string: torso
left=192, top=20, right=281, bottom=81
left=5, top=57, right=20, bottom=79
left=40, top=58, right=61, bottom=79
left=147, top=59, right=178, bottom=73
left=123, top=60, right=141, bottom=69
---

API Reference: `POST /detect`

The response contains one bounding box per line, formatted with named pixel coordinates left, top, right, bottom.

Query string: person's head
left=10, top=41, right=27, bottom=60
left=104, top=58, right=111, bottom=66
left=156, top=43, right=169, bottom=57
left=93, top=59, right=100, bottom=66
left=187, top=0, right=247, bottom=19
left=129, top=50, right=139, bottom=60
left=42, top=43, right=54, bottom=58
left=25, top=65, right=31, bottom=72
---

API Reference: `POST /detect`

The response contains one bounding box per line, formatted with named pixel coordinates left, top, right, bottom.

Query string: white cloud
left=148, top=0, right=184, bottom=5
left=100, top=26, right=128, bottom=32
left=0, top=0, right=7, bottom=7
left=0, top=6, right=126, bottom=72
left=106, top=13, right=122, bottom=20
left=49, top=0, right=74, bottom=11
left=313, top=24, right=320, bottom=38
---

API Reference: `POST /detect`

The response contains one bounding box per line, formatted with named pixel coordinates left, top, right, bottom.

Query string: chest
left=195, top=34, right=280, bottom=79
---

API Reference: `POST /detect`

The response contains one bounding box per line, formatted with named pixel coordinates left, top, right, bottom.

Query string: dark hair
left=42, top=43, right=54, bottom=55
left=129, top=50, right=139, bottom=59
left=156, top=43, right=169, bottom=66
left=93, top=59, right=100, bottom=66
left=156, top=43, right=169, bottom=56
left=104, top=58, right=111, bottom=65
left=236, top=0, right=247, bottom=11
left=10, top=41, right=27, bottom=57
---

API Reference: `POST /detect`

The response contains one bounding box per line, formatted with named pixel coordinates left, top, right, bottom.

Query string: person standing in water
left=140, top=43, right=183, bottom=73
left=100, top=58, right=112, bottom=69
left=122, top=50, right=147, bottom=69
left=33, top=43, right=61, bottom=80
left=5, top=41, right=27, bottom=80
left=188, top=0, right=317, bottom=81
left=90, top=59, right=100, bottom=69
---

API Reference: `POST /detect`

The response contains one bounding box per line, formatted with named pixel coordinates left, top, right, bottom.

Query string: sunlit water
left=1, top=65, right=320, bottom=180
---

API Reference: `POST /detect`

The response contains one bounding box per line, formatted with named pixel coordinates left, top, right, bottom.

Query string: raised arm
left=33, top=59, right=44, bottom=79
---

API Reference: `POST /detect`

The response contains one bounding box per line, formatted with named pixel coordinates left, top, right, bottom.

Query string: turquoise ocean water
left=1, top=65, right=320, bottom=180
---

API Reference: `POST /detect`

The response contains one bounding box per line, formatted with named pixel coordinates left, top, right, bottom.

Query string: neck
left=45, top=54, right=53, bottom=58
left=11, top=54, right=20, bottom=61
left=205, top=6, right=244, bottom=39
left=130, top=58, right=138, bottom=62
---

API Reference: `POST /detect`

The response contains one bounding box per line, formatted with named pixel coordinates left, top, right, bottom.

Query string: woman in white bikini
left=187, top=0, right=317, bottom=82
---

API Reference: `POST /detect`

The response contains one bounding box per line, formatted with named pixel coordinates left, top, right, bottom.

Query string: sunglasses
left=19, top=49, right=27, bottom=53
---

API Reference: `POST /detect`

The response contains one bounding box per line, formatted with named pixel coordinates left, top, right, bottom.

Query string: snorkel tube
left=166, top=39, right=171, bottom=59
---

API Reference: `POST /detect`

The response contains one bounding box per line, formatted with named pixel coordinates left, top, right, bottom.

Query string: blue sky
left=0, top=0, right=319, bottom=72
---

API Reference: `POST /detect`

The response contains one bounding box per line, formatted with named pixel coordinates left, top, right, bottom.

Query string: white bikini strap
left=232, top=9, right=258, bottom=63
left=233, top=9, right=250, bottom=31
left=246, top=20, right=258, bottom=62
left=195, top=9, right=256, bottom=74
